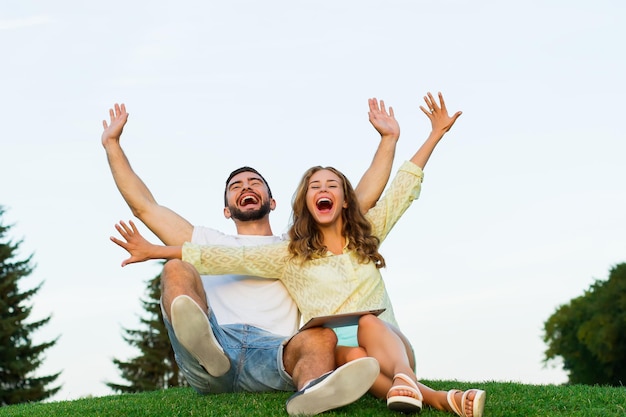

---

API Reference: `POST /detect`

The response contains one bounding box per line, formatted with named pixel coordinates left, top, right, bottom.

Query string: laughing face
left=305, top=169, right=348, bottom=226
left=225, top=171, right=273, bottom=222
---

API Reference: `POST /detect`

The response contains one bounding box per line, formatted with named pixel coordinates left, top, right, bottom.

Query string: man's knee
left=283, top=328, right=337, bottom=377
left=286, top=327, right=337, bottom=357
left=301, top=327, right=337, bottom=350
left=162, top=258, right=188, bottom=275
left=161, top=259, right=205, bottom=305
left=162, top=259, right=197, bottom=284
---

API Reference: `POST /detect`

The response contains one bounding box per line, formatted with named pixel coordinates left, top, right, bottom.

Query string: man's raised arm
left=101, top=103, right=193, bottom=245
left=354, top=98, right=399, bottom=212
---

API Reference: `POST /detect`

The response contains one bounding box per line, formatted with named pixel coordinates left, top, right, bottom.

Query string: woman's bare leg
left=356, top=315, right=418, bottom=399
left=355, top=316, right=483, bottom=416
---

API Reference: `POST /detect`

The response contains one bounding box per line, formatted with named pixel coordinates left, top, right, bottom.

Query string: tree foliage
left=544, top=263, right=626, bottom=385
left=0, top=206, right=61, bottom=406
left=107, top=270, right=187, bottom=393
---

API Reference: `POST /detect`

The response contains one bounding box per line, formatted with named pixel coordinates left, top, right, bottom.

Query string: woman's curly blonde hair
left=287, top=166, right=385, bottom=268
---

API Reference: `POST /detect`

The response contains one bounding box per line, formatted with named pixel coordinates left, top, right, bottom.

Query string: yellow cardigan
left=183, top=161, right=423, bottom=327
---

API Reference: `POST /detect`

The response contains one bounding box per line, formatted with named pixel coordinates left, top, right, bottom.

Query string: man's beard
left=228, top=200, right=271, bottom=222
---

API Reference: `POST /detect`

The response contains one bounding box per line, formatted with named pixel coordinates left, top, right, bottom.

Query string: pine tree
left=0, top=206, right=61, bottom=405
left=107, top=270, right=187, bottom=393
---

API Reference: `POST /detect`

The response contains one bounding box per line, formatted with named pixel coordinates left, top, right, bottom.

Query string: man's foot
left=170, top=295, right=230, bottom=376
left=447, top=389, right=486, bottom=417
left=285, top=357, right=380, bottom=416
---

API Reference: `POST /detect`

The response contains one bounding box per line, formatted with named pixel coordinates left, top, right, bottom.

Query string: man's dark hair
left=224, top=166, right=273, bottom=206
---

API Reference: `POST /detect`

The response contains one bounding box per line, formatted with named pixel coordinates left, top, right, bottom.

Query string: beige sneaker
left=285, top=357, right=380, bottom=416
left=170, top=295, right=230, bottom=377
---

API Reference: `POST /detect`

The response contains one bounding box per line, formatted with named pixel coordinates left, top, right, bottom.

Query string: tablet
left=299, top=309, right=386, bottom=331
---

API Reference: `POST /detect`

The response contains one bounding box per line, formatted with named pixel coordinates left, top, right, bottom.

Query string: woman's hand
left=420, top=92, right=462, bottom=134
left=369, top=97, right=400, bottom=141
left=110, top=220, right=157, bottom=266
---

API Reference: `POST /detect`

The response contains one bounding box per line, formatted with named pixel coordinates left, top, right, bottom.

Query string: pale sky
left=2, top=0, right=625, bottom=402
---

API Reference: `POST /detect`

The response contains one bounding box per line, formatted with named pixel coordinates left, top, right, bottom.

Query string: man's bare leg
left=161, top=259, right=230, bottom=376
left=283, top=327, right=336, bottom=389
left=283, top=328, right=380, bottom=416
left=161, top=259, right=208, bottom=319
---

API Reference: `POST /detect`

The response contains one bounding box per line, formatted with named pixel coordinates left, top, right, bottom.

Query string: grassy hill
left=1, top=380, right=624, bottom=417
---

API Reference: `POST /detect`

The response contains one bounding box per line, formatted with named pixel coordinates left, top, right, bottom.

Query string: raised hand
left=101, top=103, right=129, bottom=147
left=110, top=220, right=156, bottom=266
left=419, top=92, right=462, bottom=134
left=408, top=92, right=462, bottom=170
left=368, top=98, right=400, bottom=140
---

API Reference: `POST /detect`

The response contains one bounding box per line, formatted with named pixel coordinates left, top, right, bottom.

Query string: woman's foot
left=386, top=373, right=423, bottom=413
left=446, top=389, right=486, bottom=417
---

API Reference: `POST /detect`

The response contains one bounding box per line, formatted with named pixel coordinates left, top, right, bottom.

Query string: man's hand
left=101, top=103, right=129, bottom=148
left=368, top=98, right=400, bottom=140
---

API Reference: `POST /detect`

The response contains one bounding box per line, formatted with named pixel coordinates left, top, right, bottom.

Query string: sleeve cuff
left=399, top=160, right=424, bottom=181
left=182, top=242, right=200, bottom=265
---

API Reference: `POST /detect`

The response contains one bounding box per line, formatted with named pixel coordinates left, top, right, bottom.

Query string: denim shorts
left=162, top=303, right=296, bottom=394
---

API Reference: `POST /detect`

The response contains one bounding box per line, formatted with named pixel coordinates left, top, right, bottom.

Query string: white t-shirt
left=192, top=226, right=300, bottom=337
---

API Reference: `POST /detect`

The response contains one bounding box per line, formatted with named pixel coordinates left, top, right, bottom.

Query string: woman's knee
left=345, top=346, right=368, bottom=362
left=358, top=313, right=387, bottom=332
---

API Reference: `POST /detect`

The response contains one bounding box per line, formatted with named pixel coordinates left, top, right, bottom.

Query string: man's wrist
left=380, top=133, right=400, bottom=143
left=102, top=138, right=122, bottom=151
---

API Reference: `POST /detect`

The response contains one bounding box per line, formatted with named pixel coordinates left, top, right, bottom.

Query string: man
left=101, top=99, right=399, bottom=415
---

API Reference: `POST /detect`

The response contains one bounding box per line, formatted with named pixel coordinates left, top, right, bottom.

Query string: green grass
left=1, top=381, right=625, bottom=417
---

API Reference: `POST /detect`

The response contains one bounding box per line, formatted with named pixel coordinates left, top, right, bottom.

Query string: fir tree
left=107, top=270, right=187, bottom=393
left=0, top=206, right=61, bottom=405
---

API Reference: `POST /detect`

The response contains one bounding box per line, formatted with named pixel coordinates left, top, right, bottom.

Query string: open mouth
left=239, top=194, right=259, bottom=207
left=316, top=198, right=333, bottom=212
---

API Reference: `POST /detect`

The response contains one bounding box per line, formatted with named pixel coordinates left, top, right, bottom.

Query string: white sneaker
left=285, top=357, right=380, bottom=416
left=170, top=295, right=230, bottom=377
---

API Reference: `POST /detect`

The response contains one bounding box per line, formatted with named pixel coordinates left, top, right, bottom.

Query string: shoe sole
left=286, top=357, right=380, bottom=416
left=170, top=295, right=230, bottom=377
left=472, top=390, right=486, bottom=417
left=387, top=396, right=422, bottom=413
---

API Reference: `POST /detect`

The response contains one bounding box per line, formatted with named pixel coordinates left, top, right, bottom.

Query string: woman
left=112, top=92, right=485, bottom=417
